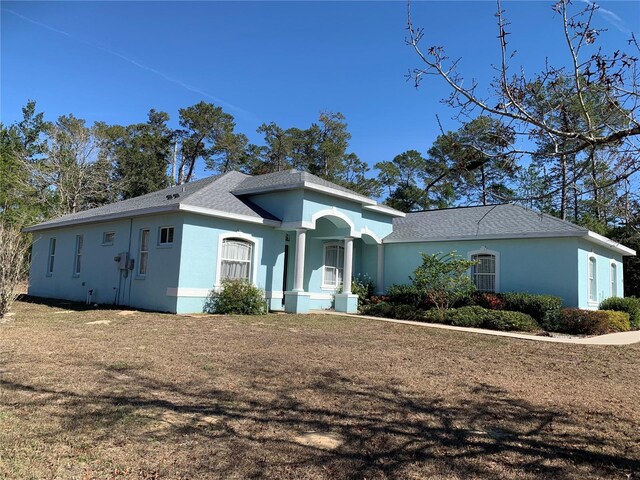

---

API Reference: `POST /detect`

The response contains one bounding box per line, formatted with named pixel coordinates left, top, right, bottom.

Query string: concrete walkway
left=317, top=311, right=640, bottom=346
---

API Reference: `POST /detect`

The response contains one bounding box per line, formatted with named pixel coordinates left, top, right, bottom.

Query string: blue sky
left=2, top=1, right=638, bottom=180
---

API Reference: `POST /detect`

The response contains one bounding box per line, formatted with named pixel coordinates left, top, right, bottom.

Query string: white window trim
left=158, top=226, right=174, bottom=247
left=102, top=231, right=115, bottom=246
left=46, top=237, right=56, bottom=276
left=73, top=234, right=83, bottom=277
left=138, top=229, right=150, bottom=277
left=468, top=248, right=500, bottom=293
left=610, top=261, right=617, bottom=298
left=215, top=232, right=258, bottom=287
left=321, top=242, right=345, bottom=291
left=587, top=254, right=598, bottom=305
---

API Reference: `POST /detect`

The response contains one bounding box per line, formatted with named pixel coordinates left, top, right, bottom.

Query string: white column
left=343, top=237, right=354, bottom=294
left=376, top=243, right=384, bottom=294
left=293, top=228, right=306, bottom=291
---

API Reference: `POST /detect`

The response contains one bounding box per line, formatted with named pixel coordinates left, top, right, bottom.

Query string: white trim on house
left=166, top=287, right=212, bottom=297
left=215, top=231, right=259, bottom=287
left=362, top=204, right=406, bottom=217
left=321, top=241, right=344, bottom=290
left=384, top=229, right=636, bottom=257
left=585, top=231, right=636, bottom=256
left=587, top=253, right=598, bottom=306
left=24, top=205, right=180, bottom=232
left=360, top=226, right=383, bottom=244
left=177, top=204, right=281, bottom=226
left=468, top=248, right=500, bottom=293
left=610, top=261, right=618, bottom=298
left=310, top=208, right=360, bottom=238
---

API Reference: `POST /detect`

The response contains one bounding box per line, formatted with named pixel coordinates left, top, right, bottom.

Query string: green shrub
left=206, top=279, right=266, bottom=315
left=482, top=310, right=540, bottom=332
left=501, top=292, right=563, bottom=330
left=351, top=273, right=376, bottom=309
left=442, top=306, right=486, bottom=328
left=386, top=284, right=428, bottom=308
left=361, top=302, right=425, bottom=320
left=424, top=306, right=539, bottom=332
left=599, top=297, right=640, bottom=330
left=472, top=292, right=506, bottom=310
left=394, top=304, right=426, bottom=320
left=361, top=301, right=395, bottom=318
left=558, top=309, right=630, bottom=335
left=411, top=251, right=478, bottom=310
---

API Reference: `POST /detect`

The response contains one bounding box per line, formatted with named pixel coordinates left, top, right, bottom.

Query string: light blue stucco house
left=25, top=170, right=636, bottom=314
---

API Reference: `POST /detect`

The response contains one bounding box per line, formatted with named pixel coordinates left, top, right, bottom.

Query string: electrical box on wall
left=118, top=252, right=129, bottom=270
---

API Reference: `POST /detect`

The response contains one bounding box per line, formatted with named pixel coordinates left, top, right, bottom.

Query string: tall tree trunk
left=560, top=154, right=567, bottom=220
left=480, top=164, right=487, bottom=205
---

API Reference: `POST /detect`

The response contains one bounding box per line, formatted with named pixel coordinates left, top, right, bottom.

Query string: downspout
left=126, top=217, right=134, bottom=306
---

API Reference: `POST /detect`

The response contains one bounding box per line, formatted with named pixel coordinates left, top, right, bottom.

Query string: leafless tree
left=0, top=221, right=31, bottom=317
left=407, top=0, right=639, bottom=219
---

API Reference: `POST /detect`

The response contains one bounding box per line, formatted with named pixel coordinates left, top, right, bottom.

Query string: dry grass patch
left=1, top=298, right=639, bottom=479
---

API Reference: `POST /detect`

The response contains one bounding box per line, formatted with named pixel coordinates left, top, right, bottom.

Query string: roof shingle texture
left=31, top=171, right=279, bottom=229
left=233, top=169, right=366, bottom=198
left=385, top=204, right=588, bottom=242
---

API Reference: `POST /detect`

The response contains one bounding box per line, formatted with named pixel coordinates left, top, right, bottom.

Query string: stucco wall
left=28, top=213, right=184, bottom=312
left=383, top=237, right=582, bottom=307
left=577, top=239, right=624, bottom=309
left=174, top=213, right=286, bottom=314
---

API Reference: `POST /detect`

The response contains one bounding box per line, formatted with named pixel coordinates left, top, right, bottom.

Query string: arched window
left=470, top=251, right=498, bottom=292
left=323, top=243, right=344, bottom=288
left=588, top=256, right=597, bottom=303
left=220, top=238, right=253, bottom=282
left=610, top=263, right=617, bottom=297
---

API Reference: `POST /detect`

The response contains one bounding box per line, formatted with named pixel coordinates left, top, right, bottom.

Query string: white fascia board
left=362, top=204, right=406, bottom=217
left=301, top=182, right=377, bottom=205
left=382, top=231, right=588, bottom=244
left=235, top=181, right=378, bottom=206
left=178, top=204, right=281, bottom=227
left=585, top=231, right=636, bottom=256
left=23, top=205, right=179, bottom=232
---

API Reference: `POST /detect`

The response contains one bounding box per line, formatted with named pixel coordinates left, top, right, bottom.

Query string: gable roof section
left=385, top=204, right=635, bottom=256
left=24, top=171, right=281, bottom=232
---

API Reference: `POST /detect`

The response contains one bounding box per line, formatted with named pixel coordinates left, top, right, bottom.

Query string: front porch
left=282, top=213, right=384, bottom=314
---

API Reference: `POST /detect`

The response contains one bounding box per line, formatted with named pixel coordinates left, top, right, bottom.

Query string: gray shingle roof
left=232, top=169, right=373, bottom=202
left=385, top=204, right=589, bottom=242
left=26, top=171, right=279, bottom=231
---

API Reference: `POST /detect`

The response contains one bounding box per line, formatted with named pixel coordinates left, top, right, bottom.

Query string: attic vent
left=173, top=193, right=180, bottom=199
left=166, top=195, right=172, bottom=200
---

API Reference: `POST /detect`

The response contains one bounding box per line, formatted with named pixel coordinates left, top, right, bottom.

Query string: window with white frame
left=220, top=238, right=253, bottom=281
left=323, top=243, right=344, bottom=288
left=139, top=229, right=150, bottom=276
left=588, top=256, right=597, bottom=302
left=471, top=253, right=497, bottom=292
left=47, top=238, right=56, bottom=275
left=610, top=263, right=617, bottom=297
left=158, top=226, right=174, bottom=246
left=73, top=235, right=83, bottom=275
left=102, top=231, right=115, bottom=245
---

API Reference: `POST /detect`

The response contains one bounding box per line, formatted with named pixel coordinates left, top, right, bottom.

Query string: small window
left=139, top=229, right=150, bottom=276
left=471, top=253, right=496, bottom=292
left=73, top=235, right=83, bottom=275
left=588, top=256, right=597, bottom=303
left=323, top=243, right=344, bottom=288
left=610, top=263, right=617, bottom=297
left=47, top=238, right=56, bottom=275
left=158, top=226, right=174, bottom=246
left=220, top=238, right=252, bottom=281
left=102, top=232, right=115, bottom=245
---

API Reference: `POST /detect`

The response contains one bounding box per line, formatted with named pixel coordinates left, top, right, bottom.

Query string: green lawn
left=1, top=299, right=639, bottom=479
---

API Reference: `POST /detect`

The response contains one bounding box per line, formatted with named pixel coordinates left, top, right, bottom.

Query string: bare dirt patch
left=1, top=299, right=639, bottom=479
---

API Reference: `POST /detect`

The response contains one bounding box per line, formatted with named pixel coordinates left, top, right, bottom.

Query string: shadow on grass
left=3, top=365, right=639, bottom=479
